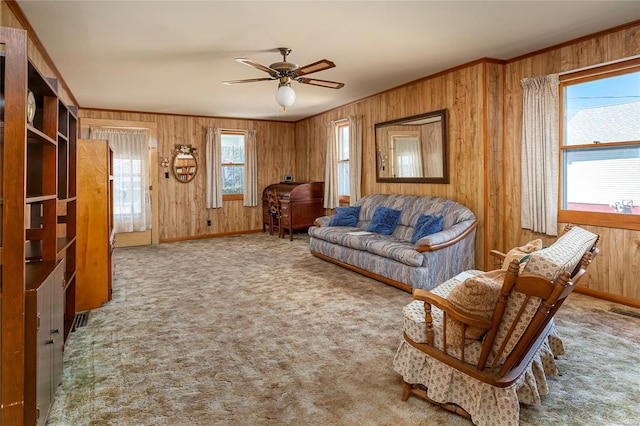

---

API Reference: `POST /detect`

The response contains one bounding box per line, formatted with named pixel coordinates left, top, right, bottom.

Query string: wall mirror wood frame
left=375, top=109, right=448, bottom=183
left=172, top=144, right=198, bottom=183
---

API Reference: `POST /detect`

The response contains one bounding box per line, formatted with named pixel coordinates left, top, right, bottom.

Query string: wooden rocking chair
left=393, top=224, right=600, bottom=426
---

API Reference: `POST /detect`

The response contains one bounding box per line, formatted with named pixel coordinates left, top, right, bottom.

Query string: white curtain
left=324, top=121, right=339, bottom=209
left=243, top=129, right=258, bottom=207
left=90, top=128, right=151, bottom=233
left=205, top=128, right=223, bottom=209
left=393, top=136, right=422, bottom=177
left=520, top=74, right=559, bottom=236
left=348, top=114, right=363, bottom=204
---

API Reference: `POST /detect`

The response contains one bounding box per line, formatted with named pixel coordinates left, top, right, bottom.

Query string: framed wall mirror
left=172, top=144, right=198, bottom=183
left=375, top=109, right=448, bottom=183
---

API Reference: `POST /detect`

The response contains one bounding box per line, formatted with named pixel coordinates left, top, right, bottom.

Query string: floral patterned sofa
left=308, top=194, right=477, bottom=292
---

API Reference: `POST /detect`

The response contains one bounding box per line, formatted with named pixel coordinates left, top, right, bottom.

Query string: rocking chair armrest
left=489, top=249, right=506, bottom=260
left=412, top=289, right=494, bottom=330
left=489, top=249, right=507, bottom=269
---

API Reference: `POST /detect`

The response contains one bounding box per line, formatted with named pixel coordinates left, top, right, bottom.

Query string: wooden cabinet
left=24, top=260, right=65, bottom=426
left=76, top=139, right=114, bottom=311
left=0, top=26, right=78, bottom=425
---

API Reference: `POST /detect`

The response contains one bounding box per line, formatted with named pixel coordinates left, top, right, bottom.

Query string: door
left=79, top=118, right=159, bottom=247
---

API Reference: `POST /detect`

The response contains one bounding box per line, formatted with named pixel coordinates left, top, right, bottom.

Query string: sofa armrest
left=415, top=219, right=477, bottom=252
left=313, top=216, right=332, bottom=227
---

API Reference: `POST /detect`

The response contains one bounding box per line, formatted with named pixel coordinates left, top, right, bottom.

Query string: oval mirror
left=172, top=144, right=198, bottom=183
left=375, top=109, right=448, bottom=183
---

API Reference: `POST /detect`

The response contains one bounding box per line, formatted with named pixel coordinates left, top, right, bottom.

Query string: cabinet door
left=52, top=260, right=66, bottom=390
left=77, top=139, right=111, bottom=311
left=36, top=277, right=53, bottom=426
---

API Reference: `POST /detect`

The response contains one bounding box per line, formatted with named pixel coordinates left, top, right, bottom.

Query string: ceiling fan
left=222, top=47, right=345, bottom=111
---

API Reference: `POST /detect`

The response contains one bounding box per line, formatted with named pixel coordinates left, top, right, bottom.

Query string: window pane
left=222, top=165, right=244, bottom=194
left=338, top=162, right=350, bottom=196
left=562, top=145, right=640, bottom=214
left=338, top=125, right=349, bottom=160
left=564, top=71, right=640, bottom=145
left=221, top=134, right=245, bottom=164
left=113, top=158, right=143, bottom=216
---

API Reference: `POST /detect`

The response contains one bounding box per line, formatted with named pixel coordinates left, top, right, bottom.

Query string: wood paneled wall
left=503, top=23, right=640, bottom=303
left=295, top=63, right=491, bottom=268
left=79, top=109, right=296, bottom=241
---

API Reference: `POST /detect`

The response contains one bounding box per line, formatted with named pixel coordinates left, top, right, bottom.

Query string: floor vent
left=72, top=312, right=89, bottom=331
left=610, top=308, right=640, bottom=319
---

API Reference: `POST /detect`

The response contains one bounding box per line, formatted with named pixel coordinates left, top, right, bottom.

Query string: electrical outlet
left=207, top=220, right=211, bottom=226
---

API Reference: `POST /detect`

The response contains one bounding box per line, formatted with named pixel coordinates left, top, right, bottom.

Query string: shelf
left=57, top=236, right=76, bottom=253
left=64, top=271, right=76, bottom=291
left=25, top=240, right=42, bottom=261
left=25, top=260, right=58, bottom=291
left=27, top=61, right=58, bottom=98
left=25, top=194, right=57, bottom=204
left=27, top=124, right=57, bottom=146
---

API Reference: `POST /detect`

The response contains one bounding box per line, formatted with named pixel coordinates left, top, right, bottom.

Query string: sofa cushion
left=445, top=269, right=506, bottom=346
left=501, top=239, right=543, bottom=269
left=366, top=206, right=401, bottom=235
left=329, top=206, right=361, bottom=227
left=364, top=238, right=425, bottom=267
left=411, top=214, right=444, bottom=244
left=308, top=225, right=371, bottom=251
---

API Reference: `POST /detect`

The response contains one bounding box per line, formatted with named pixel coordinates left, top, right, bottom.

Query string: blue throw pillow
left=366, top=207, right=401, bottom=235
left=411, top=214, right=444, bottom=244
left=329, top=206, right=361, bottom=227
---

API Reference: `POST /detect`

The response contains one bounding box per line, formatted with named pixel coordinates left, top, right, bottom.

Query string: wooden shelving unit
left=0, top=26, right=78, bottom=425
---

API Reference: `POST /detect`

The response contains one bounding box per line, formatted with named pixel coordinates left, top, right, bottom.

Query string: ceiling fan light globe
left=275, top=84, right=296, bottom=108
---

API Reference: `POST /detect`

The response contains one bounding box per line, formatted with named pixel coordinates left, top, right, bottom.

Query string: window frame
left=221, top=130, right=246, bottom=202
left=558, top=58, right=640, bottom=231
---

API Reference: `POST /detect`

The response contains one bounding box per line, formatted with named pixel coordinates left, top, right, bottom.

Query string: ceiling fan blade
left=222, top=77, right=275, bottom=85
left=236, top=58, right=279, bottom=77
left=297, top=77, right=344, bottom=89
left=294, top=59, right=336, bottom=76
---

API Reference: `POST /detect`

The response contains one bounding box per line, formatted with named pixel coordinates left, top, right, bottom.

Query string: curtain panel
left=520, top=74, right=559, bottom=236
left=89, top=127, right=151, bottom=233
left=324, top=121, right=339, bottom=209
left=205, top=128, right=223, bottom=209
left=348, top=114, right=363, bottom=204
left=243, top=129, right=258, bottom=207
left=324, top=115, right=363, bottom=209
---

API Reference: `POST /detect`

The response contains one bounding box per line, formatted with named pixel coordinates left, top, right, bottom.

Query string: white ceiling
left=16, top=1, right=640, bottom=122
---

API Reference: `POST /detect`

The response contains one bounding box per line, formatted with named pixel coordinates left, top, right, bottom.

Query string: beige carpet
left=47, top=233, right=640, bottom=425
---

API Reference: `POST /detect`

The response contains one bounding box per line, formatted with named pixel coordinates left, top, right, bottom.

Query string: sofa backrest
left=355, top=194, right=476, bottom=241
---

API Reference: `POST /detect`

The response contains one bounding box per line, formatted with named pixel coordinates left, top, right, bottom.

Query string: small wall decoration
left=172, top=144, right=198, bottom=183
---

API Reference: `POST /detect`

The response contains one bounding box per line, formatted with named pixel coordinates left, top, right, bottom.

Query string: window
left=113, top=157, right=143, bottom=218
left=221, top=132, right=245, bottom=200
left=559, top=60, right=640, bottom=229
left=337, top=122, right=350, bottom=201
